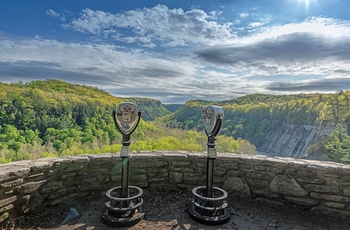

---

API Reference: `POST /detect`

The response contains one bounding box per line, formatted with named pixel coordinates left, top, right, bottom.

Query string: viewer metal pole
left=121, top=138, right=131, bottom=199
left=206, top=139, right=216, bottom=198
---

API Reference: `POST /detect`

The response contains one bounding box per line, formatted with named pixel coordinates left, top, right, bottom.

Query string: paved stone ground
left=2, top=189, right=350, bottom=230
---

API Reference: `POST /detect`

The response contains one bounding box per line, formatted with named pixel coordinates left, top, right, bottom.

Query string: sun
left=304, top=0, right=310, bottom=9
left=291, top=0, right=315, bottom=10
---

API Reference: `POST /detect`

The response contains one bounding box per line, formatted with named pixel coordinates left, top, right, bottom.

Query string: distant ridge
left=164, top=104, right=183, bottom=112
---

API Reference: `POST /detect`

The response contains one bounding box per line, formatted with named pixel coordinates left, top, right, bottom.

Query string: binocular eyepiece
left=202, top=106, right=224, bottom=138
left=113, top=102, right=141, bottom=136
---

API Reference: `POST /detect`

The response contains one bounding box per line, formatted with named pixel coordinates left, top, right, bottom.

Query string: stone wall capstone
left=1, top=151, right=350, bottom=224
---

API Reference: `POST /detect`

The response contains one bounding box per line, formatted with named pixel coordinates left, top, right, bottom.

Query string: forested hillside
left=164, top=104, right=183, bottom=112
left=125, top=98, right=171, bottom=121
left=167, top=92, right=350, bottom=163
left=0, top=80, right=251, bottom=163
left=2, top=79, right=348, bottom=164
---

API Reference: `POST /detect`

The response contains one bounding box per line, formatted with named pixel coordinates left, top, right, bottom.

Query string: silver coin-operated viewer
left=188, top=105, right=231, bottom=225
left=101, top=102, right=145, bottom=227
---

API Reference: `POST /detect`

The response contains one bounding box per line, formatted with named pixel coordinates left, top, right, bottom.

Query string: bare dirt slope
left=2, top=190, right=350, bottom=230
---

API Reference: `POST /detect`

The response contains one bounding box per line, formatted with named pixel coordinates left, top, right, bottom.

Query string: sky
left=1, top=0, right=350, bottom=104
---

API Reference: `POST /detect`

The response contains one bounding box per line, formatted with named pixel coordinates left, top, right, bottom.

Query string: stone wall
left=1, top=151, right=350, bottom=224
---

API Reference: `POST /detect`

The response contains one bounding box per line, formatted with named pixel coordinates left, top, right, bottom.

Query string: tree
left=322, top=124, right=350, bottom=163
left=236, top=138, right=256, bottom=155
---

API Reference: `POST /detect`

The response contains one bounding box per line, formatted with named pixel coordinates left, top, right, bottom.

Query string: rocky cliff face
left=258, top=123, right=333, bottom=158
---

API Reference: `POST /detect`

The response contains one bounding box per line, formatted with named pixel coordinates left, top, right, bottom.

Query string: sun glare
left=305, top=0, right=310, bottom=9
left=291, top=0, right=315, bottom=10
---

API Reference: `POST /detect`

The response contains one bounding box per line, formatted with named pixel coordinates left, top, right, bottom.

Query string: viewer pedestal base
left=188, top=186, right=231, bottom=225
left=101, top=186, right=145, bottom=227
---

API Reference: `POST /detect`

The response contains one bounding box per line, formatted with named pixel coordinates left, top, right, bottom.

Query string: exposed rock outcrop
left=258, top=123, right=333, bottom=158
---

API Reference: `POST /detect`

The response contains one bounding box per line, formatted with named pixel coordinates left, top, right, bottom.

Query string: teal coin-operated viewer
left=102, top=102, right=145, bottom=227
left=188, top=105, right=231, bottom=225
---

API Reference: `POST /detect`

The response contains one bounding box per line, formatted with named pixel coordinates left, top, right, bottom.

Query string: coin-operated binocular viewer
left=188, top=106, right=231, bottom=225
left=102, top=102, right=145, bottom=227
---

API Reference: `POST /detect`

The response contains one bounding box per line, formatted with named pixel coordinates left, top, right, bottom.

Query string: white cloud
left=209, top=10, right=223, bottom=18
left=249, top=22, right=265, bottom=28
left=64, top=5, right=234, bottom=47
left=46, top=9, right=60, bottom=18
left=239, top=13, right=249, bottom=18
left=196, top=17, right=350, bottom=78
left=0, top=34, right=200, bottom=103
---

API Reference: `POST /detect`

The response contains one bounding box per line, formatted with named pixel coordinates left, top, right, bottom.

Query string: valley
left=0, top=80, right=349, bottom=164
